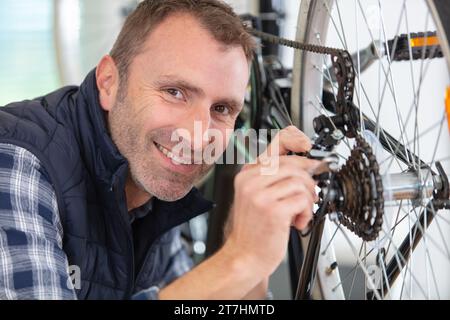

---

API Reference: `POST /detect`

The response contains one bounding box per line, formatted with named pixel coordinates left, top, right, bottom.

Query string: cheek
left=137, top=102, right=169, bottom=133
left=140, top=98, right=188, bottom=131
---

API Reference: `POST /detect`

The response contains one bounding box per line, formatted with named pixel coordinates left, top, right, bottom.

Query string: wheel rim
left=54, top=0, right=138, bottom=85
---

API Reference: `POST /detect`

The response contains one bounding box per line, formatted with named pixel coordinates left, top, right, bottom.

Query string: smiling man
left=0, top=0, right=320, bottom=299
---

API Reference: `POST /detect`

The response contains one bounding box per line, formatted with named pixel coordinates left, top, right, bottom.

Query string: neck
left=125, top=173, right=152, bottom=212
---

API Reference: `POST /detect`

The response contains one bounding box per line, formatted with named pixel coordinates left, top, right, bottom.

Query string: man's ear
left=96, top=55, right=120, bottom=112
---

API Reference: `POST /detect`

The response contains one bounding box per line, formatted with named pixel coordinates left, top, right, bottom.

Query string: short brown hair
left=110, top=0, right=256, bottom=85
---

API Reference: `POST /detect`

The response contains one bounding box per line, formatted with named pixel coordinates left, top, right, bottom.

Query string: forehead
left=131, top=13, right=250, bottom=96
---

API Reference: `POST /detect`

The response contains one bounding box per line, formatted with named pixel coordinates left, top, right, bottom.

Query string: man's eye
left=166, top=88, right=184, bottom=100
left=213, top=105, right=230, bottom=115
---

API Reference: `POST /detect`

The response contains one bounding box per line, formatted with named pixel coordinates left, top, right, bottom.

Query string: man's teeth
left=156, top=144, right=191, bottom=165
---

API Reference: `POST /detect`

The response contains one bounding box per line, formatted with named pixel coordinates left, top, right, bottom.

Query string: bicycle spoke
left=384, top=201, right=404, bottom=258
left=396, top=206, right=450, bottom=259
left=404, top=1, right=421, bottom=170
left=359, top=0, right=412, bottom=167
left=400, top=118, right=442, bottom=151
left=378, top=248, right=391, bottom=299
left=313, top=64, right=339, bottom=92
left=332, top=242, right=364, bottom=294
left=321, top=221, right=341, bottom=255
left=410, top=206, right=440, bottom=298
left=334, top=223, right=383, bottom=300
left=354, top=0, right=364, bottom=133
left=423, top=201, right=450, bottom=259
left=335, top=0, right=349, bottom=50
left=348, top=242, right=364, bottom=299
left=378, top=57, right=436, bottom=167
left=338, top=211, right=432, bottom=299
left=430, top=155, right=450, bottom=164
left=380, top=225, right=430, bottom=298
left=427, top=203, right=450, bottom=259
left=323, top=1, right=348, bottom=50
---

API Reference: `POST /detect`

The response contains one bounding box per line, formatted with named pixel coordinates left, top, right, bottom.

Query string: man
left=0, top=0, right=320, bottom=299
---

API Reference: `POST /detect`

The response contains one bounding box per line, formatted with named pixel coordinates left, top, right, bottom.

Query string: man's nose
left=174, top=106, right=212, bottom=151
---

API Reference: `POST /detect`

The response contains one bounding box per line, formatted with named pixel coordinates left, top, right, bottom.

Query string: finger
left=237, top=159, right=320, bottom=190
left=310, top=160, right=334, bottom=176
left=291, top=199, right=314, bottom=230
left=269, top=155, right=325, bottom=176
left=293, top=209, right=314, bottom=230
left=266, top=173, right=318, bottom=202
left=274, top=192, right=315, bottom=222
left=255, top=154, right=323, bottom=175
left=259, top=126, right=312, bottom=159
left=278, top=156, right=324, bottom=175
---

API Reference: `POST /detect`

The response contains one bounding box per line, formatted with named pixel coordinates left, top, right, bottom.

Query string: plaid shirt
left=0, top=143, right=193, bottom=300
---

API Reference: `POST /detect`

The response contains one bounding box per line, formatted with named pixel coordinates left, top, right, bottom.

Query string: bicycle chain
left=249, top=29, right=356, bottom=111
left=250, top=29, right=385, bottom=240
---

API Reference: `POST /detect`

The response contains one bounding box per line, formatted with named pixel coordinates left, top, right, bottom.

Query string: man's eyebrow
left=157, top=74, right=244, bottom=111
left=156, top=75, right=205, bottom=96
left=217, top=98, right=244, bottom=112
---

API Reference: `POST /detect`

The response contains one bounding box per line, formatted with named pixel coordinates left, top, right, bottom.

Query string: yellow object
left=410, top=35, right=439, bottom=47
left=446, top=87, right=450, bottom=132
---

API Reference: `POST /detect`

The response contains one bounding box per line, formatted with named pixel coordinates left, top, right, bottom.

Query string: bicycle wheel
left=291, top=0, right=450, bottom=299
left=53, top=0, right=139, bottom=85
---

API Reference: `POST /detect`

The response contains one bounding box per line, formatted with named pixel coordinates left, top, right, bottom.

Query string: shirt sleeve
left=132, top=229, right=274, bottom=300
left=0, top=143, right=76, bottom=299
left=132, top=227, right=194, bottom=300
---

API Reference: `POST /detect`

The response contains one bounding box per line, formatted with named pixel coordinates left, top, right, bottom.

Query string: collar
left=76, top=69, right=128, bottom=186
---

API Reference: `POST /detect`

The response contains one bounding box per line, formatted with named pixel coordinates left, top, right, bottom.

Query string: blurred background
left=0, top=0, right=302, bottom=105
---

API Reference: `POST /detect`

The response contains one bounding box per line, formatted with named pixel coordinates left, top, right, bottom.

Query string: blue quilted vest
left=0, top=70, right=213, bottom=299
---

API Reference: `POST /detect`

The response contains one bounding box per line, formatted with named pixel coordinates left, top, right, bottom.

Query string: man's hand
left=159, top=126, right=324, bottom=300
left=223, top=126, right=322, bottom=279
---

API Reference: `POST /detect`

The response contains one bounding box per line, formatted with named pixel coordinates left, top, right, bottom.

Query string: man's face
left=108, top=13, right=250, bottom=201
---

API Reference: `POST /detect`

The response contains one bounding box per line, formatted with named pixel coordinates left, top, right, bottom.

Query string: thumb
left=259, top=126, right=312, bottom=161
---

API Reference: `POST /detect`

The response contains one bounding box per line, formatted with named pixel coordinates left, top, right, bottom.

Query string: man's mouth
left=154, top=142, right=192, bottom=165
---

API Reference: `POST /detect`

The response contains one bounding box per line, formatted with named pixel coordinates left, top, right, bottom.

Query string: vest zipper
left=111, top=182, right=135, bottom=299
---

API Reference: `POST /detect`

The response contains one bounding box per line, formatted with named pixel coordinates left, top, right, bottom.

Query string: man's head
left=96, top=0, right=255, bottom=201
